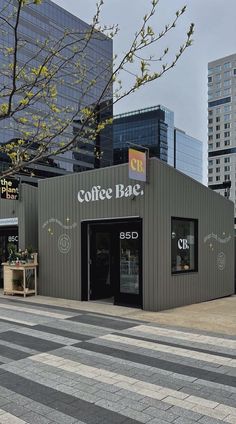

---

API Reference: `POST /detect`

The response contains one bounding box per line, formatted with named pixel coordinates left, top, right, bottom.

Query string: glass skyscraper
left=175, top=129, right=203, bottom=182
left=113, top=106, right=168, bottom=165
left=0, top=0, right=113, bottom=183
left=113, top=106, right=203, bottom=183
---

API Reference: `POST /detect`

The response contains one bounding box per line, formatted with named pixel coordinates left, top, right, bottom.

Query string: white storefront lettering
left=77, top=184, right=144, bottom=203
left=178, top=238, right=189, bottom=250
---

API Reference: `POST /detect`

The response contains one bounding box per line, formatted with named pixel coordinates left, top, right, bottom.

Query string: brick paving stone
left=46, top=410, right=78, bottom=424
left=146, top=419, right=170, bottom=424
left=19, top=411, right=53, bottom=424
left=1, top=404, right=29, bottom=418
left=0, top=413, right=27, bottom=424
left=198, top=417, right=225, bottom=424
left=168, top=405, right=203, bottom=421
left=143, top=406, right=178, bottom=422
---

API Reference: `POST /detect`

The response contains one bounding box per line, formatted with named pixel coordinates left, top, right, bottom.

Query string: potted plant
left=26, top=246, right=35, bottom=263
left=7, top=243, right=17, bottom=265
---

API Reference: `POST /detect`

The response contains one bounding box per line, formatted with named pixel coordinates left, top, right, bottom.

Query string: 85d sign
left=120, top=232, right=139, bottom=240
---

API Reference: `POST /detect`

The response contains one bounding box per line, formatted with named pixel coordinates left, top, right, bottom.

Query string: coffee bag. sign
left=0, top=178, right=19, bottom=200
left=77, top=184, right=144, bottom=203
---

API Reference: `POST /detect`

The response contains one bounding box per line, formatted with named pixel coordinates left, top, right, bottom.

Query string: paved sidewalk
left=0, top=296, right=234, bottom=423
left=1, top=293, right=235, bottom=335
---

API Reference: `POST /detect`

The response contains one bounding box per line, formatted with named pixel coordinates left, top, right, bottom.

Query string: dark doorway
left=90, top=228, right=113, bottom=300
left=81, top=219, right=142, bottom=308
left=0, top=226, right=18, bottom=288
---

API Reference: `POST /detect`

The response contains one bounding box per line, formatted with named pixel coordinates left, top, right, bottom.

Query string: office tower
left=113, top=106, right=168, bottom=165
left=208, top=54, right=236, bottom=214
left=0, top=0, right=113, bottom=183
left=175, top=128, right=203, bottom=182
left=113, top=106, right=203, bottom=183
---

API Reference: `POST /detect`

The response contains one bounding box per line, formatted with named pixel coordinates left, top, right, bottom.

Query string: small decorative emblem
left=58, top=234, right=71, bottom=254
left=217, top=252, right=226, bottom=271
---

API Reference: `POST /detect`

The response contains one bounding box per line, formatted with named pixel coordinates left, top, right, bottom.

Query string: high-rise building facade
left=175, top=128, right=203, bottom=182
left=113, top=106, right=168, bottom=165
left=113, top=106, right=203, bottom=183
left=0, top=0, right=113, bottom=183
left=208, top=54, right=236, bottom=213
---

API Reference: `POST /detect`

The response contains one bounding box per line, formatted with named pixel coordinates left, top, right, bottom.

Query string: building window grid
left=224, top=62, right=231, bottom=69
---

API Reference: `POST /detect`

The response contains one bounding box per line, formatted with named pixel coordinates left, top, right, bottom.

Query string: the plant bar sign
left=78, top=184, right=144, bottom=203
left=0, top=178, right=19, bottom=200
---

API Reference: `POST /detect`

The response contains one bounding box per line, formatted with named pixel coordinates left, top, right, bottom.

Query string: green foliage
left=0, top=0, right=194, bottom=178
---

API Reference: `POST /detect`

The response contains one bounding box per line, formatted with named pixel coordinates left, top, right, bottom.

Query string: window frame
left=171, top=217, right=198, bottom=275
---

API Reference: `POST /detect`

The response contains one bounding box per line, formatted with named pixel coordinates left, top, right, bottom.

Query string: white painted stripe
left=0, top=304, right=74, bottom=320
left=100, top=334, right=236, bottom=367
left=31, top=353, right=236, bottom=422
left=0, top=410, right=26, bottom=423
left=134, top=325, right=236, bottom=349
left=0, top=316, right=36, bottom=326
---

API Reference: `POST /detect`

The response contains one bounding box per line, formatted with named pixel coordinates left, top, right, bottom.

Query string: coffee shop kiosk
left=37, top=157, right=234, bottom=311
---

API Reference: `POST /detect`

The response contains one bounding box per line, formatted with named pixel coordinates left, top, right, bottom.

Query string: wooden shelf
left=4, top=289, right=35, bottom=296
left=2, top=263, right=38, bottom=297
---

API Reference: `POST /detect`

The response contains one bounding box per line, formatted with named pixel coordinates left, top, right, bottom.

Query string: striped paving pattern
left=0, top=298, right=234, bottom=423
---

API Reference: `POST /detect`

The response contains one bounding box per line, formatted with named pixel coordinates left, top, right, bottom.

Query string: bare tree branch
left=0, top=0, right=194, bottom=178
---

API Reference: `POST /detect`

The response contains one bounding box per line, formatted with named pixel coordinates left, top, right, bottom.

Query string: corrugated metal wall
left=21, top=184, right=38, bottom=250
left=38, top=159, right=234, bottom=311
left=154, top=160, right=234, bottom=311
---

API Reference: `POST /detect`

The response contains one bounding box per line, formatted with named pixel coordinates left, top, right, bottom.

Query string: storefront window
left=171, top=218, right=198, bottom=273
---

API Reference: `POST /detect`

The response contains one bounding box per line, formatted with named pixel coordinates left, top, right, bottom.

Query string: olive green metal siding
left=21, top=184, right=38, bottom=250
left=0, top=183, right=38, bottom=250
left=153, top=160, right=234, bottom=311
left=38, top=159, right=234, bottom=311
left=38, top=164, right=146, bottom=300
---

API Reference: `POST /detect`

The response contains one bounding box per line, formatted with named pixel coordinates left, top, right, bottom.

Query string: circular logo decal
left=217, top=252, right=226, bottom=271
left=58, top=234, right=71, bottom=254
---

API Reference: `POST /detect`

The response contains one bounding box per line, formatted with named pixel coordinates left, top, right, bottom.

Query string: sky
left=52, top=0, right=236, bottom=182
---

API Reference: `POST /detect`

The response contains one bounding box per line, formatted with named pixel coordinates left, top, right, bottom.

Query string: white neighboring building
left=208, top=53, right=236, bottom=219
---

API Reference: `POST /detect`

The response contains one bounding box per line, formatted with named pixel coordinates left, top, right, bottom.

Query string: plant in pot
left=26, top=246, right=34, bottom=263
left=7, top=243, right=17, bottom=264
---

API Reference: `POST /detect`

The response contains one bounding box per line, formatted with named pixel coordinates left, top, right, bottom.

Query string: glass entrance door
left=0, top=226, right=18, bottom=288
left=89, top=220, right=142, bottom=307
left=114, top=222, right=142, bottom=307
left=90, top=227, right=113, bottom=300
